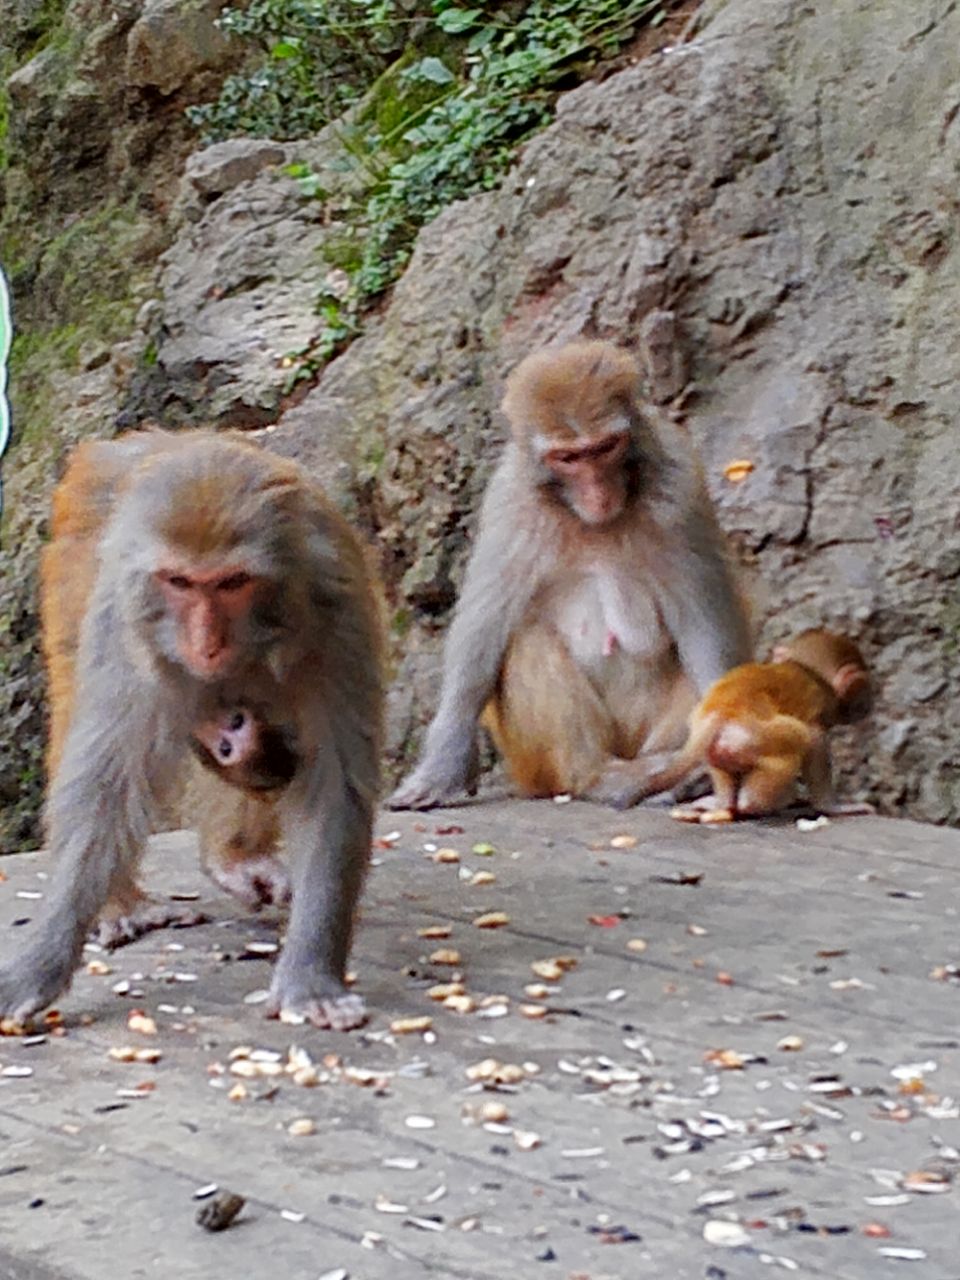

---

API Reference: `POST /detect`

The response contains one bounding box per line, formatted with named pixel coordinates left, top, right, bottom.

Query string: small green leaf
left=403, top=55, right=456, bottom=84
left=435, top=8, right=482, bottom=34
left=271, top=40, right=300, bottom=59
left=471, top=842, right=497, bottom=857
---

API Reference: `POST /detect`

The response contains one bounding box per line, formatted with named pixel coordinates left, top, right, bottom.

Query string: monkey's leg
left=95, top=869, right=209, bottom=949
left=192, top=775, right=291, bottom=910
left=483, top=624, right=615, bottom=798
left=736, top=756, right=800, bottom=817
left=802, top=740, right=875, bottom=817
left=671, top=767, right=737, bottom=824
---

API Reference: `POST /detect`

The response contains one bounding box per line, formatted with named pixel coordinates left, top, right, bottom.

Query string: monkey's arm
left=390, top=471, right=544, bottom=809
left=0, top=637, right=175, bottom=1023
left=661, top=510, right=752, bottom=695
left=267, top=561, right=383, bottom=1030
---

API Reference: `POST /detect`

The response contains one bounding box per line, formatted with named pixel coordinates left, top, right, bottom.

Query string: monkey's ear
left=833, top=663, right=872, bottom=722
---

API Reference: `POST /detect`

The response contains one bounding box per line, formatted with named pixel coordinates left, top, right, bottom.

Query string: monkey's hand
left=266, top=968, right=367, bottom=1032
left=204, top=853, right=292, bottom=911
left=0, top=951, right=74, bottom=1029
left=587, top=755, right=676, bottom=811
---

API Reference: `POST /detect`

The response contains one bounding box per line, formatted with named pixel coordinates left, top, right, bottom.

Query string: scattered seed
left=606, top=988, right=626, bottom=1003
left=429, top=949, right=461, bottom=966
left=280, top=1209, right=305, bottom=1223
left=417, top=925, right=452, bottom=939
left=428, top=982, right=465, bottom=1001
left=318, top=1270, right=349, bottom=1280
left=902, top=1170, right=951, bottom=1194
left=626, top=939, right=648, bottom=954
left=288, top=1118, right=315, bottom=1137
left=531, top=956, right=577, bottom=981
left=390, top=1016, right=433, bottom=1035
left=375, top=1196, right=408, bottom=1214
left=444, top=995, right=476, bottom=1014
left=432, top=848, right=460, bottom=864
left=520, top=1004, right=548, bottom=1019
left=243, top=989, right=270, bottom=1005
left=703, top=1220, right=750, bottom=1247
left=405, top=1115, right=436, bottom=1130
left=470, top=871, right=497, bottom=886
left=244, top=941, right=278, bottom=956
left=796, top=816, right=830, bottom=831
left=473, top=912, right=510, bottom=929
left=0, top=1065, right=33, bottom=1078
left=513, top=1129, right=541, bottom=1151
left=878, top=1247, right=927, bottom=1260
left=193, top=1184, right=219, bottom=1199
left=383, top=1157, right=420, bottom=1170
left=471, top=843, right=496, bottom=856
left=777, top=1036, right=804, bottom=1052
left=127, top=1011, right=157, bottom=1036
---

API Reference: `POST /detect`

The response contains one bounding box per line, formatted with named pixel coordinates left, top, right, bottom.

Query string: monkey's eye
left=163, top=574, right=192, bottom=592
left=593, top=438, right=619, bottom=457
left=551, top=451, right=578, bottom=466
left=217, top=573, right=253, bottom=593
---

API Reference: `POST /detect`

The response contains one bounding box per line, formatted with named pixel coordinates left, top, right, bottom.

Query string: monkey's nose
left=218, top=738, right=233, bottom=760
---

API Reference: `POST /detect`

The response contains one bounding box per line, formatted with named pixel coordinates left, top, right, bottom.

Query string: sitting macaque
left=389, top=340, right=751, bottom=811
left=191, top=702, right=298, bottom=793
left=637, top=628, right=874, bottom=823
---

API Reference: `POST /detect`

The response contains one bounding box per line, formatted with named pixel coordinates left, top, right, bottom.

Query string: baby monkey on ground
left=639, top=629, right=874, bottom=824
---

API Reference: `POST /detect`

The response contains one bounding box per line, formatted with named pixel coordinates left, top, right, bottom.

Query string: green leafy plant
left=190, top=0, right=667, bottom=377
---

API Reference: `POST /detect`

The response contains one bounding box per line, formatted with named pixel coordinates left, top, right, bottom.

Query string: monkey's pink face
left=156, top=568, right=260, bottom=680
left=543, top=433, right=630, bottom=526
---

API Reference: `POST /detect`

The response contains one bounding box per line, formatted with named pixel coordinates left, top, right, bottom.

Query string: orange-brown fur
left=501, top=340, right=640, bottom=445
left=641, top=629, right=872, bottom=820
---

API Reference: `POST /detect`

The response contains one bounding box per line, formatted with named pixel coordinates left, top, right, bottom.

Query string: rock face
left=257, top=0, right=956, bottom=821
left=3, top=0, right=960, bottom=838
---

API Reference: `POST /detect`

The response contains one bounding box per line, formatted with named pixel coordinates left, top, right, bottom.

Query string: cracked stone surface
left=1, top=802, right=959, bottom=1278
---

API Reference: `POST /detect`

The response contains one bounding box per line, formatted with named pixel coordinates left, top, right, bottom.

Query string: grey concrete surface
left=1, top=802, right=959, bottom=1280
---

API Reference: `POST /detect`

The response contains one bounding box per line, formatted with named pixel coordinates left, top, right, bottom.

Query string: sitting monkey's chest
left=543, top=567, right=670, bottom=684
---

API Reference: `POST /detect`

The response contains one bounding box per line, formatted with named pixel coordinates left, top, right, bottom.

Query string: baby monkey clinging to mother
left=638, top=628, right=875, bottom=824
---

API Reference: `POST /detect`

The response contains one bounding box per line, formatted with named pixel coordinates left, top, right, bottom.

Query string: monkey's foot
left=204, top=854, right=292, bottom=911
left=96, top=899, right=209, bottom=950
left=0, top=955, right=72, bottom=1028
left=266, top=975, right=367, bottom=1031
left=587, top=759, right=659, bottom=810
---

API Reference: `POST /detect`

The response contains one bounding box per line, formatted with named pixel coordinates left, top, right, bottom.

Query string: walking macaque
left=389, top=340, right=752, bottom=811
left=0, top=429, right=384, bottom=1031
left=638, top=628, right=874, bottom=823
